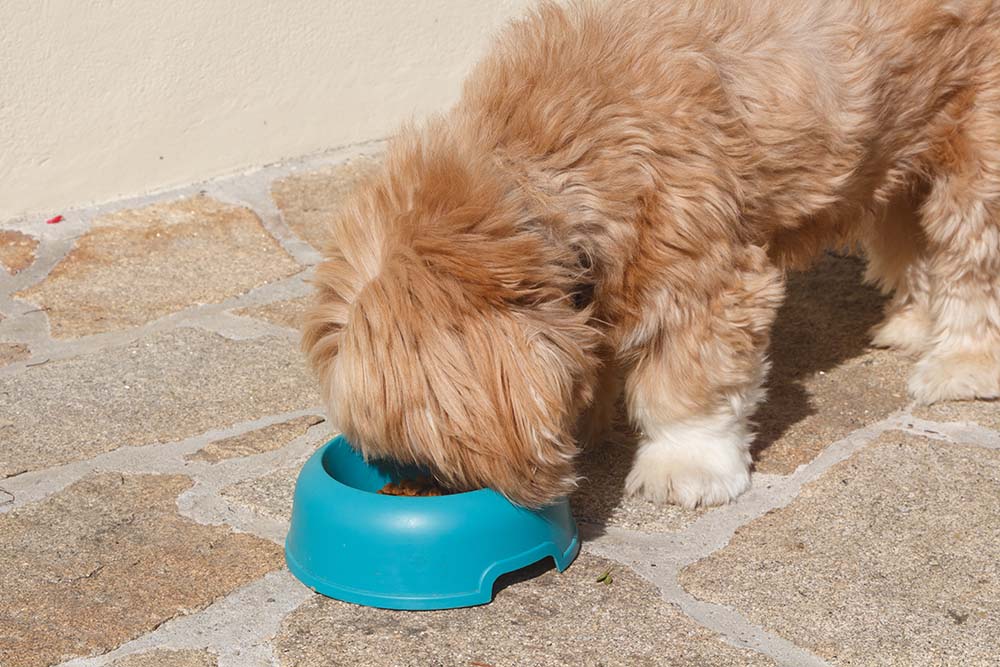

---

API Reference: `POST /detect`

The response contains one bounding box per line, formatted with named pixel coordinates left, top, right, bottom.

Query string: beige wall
left=0, top=1, right=532, bottom=220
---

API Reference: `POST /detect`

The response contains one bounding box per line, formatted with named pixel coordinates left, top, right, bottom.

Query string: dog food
left=377, top=476, right=452, bottom=497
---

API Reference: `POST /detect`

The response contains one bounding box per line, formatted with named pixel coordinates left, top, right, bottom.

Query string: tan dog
left=303, top=0, right=1000, bottom=508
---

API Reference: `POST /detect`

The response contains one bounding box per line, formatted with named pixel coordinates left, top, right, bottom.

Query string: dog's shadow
left=572, top=252, right=887, bottom=530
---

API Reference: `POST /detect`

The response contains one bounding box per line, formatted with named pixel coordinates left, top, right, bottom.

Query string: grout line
left=579, top=413, right=911, bottom=666
left=664, top=580, right=830, bottom=667
left=9, top=414, right=333, bottom=667
left=187, top=310, right=301, bottom=342
left=0, top=233, right=84, bottom=348
left=0, top=269, right=314, bottom=378
left=56, top=569, right=312, bottom=667
left=207, top=138, right=382, bottom=265
left=0, top=234, right=83, bottom=304
left=0, top=408, right=328, bottom=514
left=175, top=418, right=334, bottom=544
left=204, top=176, right=318, bottom=267
left=581, top=528, right=830, bottom=667
left=583, top=406, right=1000, bottom=662
left=38, top=418, right=334, bottom=667
left=892, top=413, right=1000, bottom=449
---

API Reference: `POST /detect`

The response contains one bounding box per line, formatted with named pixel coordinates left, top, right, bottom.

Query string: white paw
left=870, top=305, right=932, bottom=355
left=908, top=350, right=1000, bottom=404
left=625, top=417, right=752, bottom=509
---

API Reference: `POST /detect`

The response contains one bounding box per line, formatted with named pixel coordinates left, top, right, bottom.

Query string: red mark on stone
left=46, top=215, right=64, bottom=224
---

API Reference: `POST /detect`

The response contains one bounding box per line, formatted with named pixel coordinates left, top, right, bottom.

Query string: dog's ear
left=303, top=226, right=603, bottom=506
left=311, top=238, right=600, bottom=507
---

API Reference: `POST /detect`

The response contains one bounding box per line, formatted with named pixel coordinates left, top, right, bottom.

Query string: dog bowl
left=285, top=435, right=580, bottom=610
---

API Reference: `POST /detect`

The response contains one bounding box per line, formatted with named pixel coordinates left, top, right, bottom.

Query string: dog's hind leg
left=864, top=192, right=934, bottom=356
left=620, top=245, right=784, bottom=508
left=576, top=355, right=623, bottom=450
left=908, top=85, right=1000, bottom=403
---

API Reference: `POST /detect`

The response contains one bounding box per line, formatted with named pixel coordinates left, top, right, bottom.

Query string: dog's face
left=303, top=133, right=599, bottom=506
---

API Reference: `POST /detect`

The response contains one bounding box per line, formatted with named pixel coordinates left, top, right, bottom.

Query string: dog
left=303, top=0, right=1000, bottom=508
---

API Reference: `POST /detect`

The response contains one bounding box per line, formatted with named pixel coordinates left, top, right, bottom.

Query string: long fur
left=304, top=0, right=1000, bottom=507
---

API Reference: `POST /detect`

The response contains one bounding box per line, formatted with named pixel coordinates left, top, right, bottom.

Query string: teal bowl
left=285, top=435, right=580, bottom=610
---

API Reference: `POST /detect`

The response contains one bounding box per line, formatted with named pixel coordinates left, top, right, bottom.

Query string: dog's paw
left=625, top=424, right=752, bottom=509
left=870, top=305, right=932, bottom=355
left=908, top=350, right=1000, bottom=404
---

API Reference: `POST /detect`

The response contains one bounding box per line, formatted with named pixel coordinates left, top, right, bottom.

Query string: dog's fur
left=303, top=0, right=1000, bottom=507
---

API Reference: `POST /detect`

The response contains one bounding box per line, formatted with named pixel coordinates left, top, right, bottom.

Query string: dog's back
left=460, top=0, right=1000, bottom=263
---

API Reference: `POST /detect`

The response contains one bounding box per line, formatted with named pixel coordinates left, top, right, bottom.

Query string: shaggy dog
left=303, top=0, right=1000, bottom=508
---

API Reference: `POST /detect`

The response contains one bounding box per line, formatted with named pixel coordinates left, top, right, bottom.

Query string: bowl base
left=287, top=532, right=579, bottom=611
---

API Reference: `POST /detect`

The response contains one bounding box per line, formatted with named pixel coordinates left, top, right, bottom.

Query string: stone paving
left=1, top=142, right=998, bottom=667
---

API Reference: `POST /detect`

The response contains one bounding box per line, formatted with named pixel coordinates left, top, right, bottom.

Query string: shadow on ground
left=572, top=252, right=888, bottom=530
left=753, top=252, right=887, bottom=457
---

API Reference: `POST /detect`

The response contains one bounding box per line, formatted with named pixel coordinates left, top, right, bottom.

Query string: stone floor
left=2, top=143, right=998, bottom=667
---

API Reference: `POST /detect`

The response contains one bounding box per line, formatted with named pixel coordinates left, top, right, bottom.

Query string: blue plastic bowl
left=284, top=435, right=580, bottom=610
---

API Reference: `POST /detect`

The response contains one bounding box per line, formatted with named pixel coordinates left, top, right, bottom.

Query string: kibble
left=377, top=476, right=452, bottom=497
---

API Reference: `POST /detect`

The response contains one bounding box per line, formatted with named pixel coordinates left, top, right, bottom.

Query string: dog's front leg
left=619, top=245, right=784, bottom=508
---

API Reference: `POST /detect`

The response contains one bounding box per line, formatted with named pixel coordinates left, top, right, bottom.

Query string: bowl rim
left=317, top=434, right=516, bottom=507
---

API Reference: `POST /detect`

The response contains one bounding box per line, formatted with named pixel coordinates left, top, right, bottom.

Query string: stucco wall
left=0, top=1, right=532, bottom=220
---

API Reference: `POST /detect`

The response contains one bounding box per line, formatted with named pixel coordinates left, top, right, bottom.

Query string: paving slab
left=0, top=328, right=320, bottom=477
left=913, top=400, right=1000, bottom=431
left=271, top=156, right=380, bottom=251
left=0, top=473, right=281, bottom=667
left=0, top=342, right=30, bottom=367
left=186, top=415, right=324, bottom=463
left=681, top=432, right=1000, bottom=666
left=109, top=649, right=217, bottom=667
left=222, top=465, right=302, bottom=522
left=753, top=254, right=909, bottom=473
left=0, top=230, right=39, bottom=275
left=14, top=196, right=300, bottom=338
left=274, top=553, right=774, bottom=667
left=233, top=296, right=312, bottom=331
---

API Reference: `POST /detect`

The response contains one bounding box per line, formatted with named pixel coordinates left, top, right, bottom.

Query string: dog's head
left=302, top=127, right=599, bottom=507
